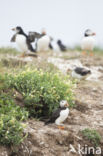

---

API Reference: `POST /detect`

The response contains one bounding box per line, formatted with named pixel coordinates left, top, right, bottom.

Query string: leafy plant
left=0, top=93, right=28, bottom=121
left=82, top=128, right=101, bottom=146
left=0, top=114, right=26, bottom=145
left=0, top=93, right=28, bottom=145
left=6, top=69, right=75, bottom=118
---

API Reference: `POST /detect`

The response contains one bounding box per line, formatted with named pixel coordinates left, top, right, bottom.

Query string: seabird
left=37, top=35, right=51, bottom=52
left=68, top=67, right=91, bottom=79
left=81, top=29, right=96, bottom=56
left=57, top=40, right=67, bottom=51
left=11, top=26, right=36, bottom=57
left=28, top=30, right=52, bottom=52
left=45, top=100, right=69, bottom=129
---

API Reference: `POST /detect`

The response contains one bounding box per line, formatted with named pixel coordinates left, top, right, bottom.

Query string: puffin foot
left=90, top=52, right=94, bottom=56
left=58, top=125, right=65, bottom=130
left=19, top=53, right=26, bottom=58
left=82, top=51, right=87, bottom=56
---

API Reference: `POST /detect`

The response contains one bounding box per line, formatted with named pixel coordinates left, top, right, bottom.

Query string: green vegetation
left=0, top=47, right=75, bottom=145
left=5, top=69, right=74, bottom=118
left=71, top=45, right=103, bottom=56
left=0, top=47, right=19, bottom=55
left=0, top=93, right=28, bottom=145
left=82, top=128, right=101, bottom=146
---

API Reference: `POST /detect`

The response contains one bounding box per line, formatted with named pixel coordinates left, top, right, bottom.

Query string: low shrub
left=6, top=69, right=75, bottom=118
left=0, top=93, right=28, bottom=145
left=82, top=128, right=101, bottom=147
left=0, top=93, right=28, bottom=121
left=0, top=114, right=26, bottom=145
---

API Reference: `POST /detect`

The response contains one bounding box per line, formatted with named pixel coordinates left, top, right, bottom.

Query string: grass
left=72, top=45, right=103, bottom=55
left=0, top=47, right=19, bottom=55
left=82, top=128, right=101, bottom=147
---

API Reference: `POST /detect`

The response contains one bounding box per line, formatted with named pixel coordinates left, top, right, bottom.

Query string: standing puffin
left=45, top=100, right=69, bottom=129
left=57, top=40, right=67, bottom=51
left=36, top=29, right=52, bottom=52
left=81, top=29, right=96, bottom=56
left=67, top=67, right=91, bottom=79
left=11, top=26, right=36, bottom=57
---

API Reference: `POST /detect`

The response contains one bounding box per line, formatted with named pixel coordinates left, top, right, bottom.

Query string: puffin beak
left=65, top=103, right=69, bottom=107
left=92, top=32, right=96, bottom=36
left=11, top=28, right=16, bottom=31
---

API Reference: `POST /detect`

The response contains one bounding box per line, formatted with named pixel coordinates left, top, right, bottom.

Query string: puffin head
left=60, top=100, right=69, bottom=107
left=12, top=26, right=23, bottom=34
left=41, top=28, right=46, bottom=35
left=84, top=29, right=96, bottom=37
left=57, top=40, right=62, bottom=45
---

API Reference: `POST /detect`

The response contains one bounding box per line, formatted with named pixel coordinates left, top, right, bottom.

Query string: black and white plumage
left=45, top=100, right=69, bottom=125
left=71, top=67, right=91, bottom=79
left=28, top=31, right=52, bottom=52
left=57, top=40, right=67, bottom=51
left=81, top=29, right=96, bottom=51
left=11, top=26, right=36, bottom=54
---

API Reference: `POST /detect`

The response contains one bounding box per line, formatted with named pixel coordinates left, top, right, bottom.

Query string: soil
left=0, top=51, right=103, bottom=156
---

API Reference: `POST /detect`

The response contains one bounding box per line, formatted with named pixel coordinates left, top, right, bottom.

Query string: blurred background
left=0, top=0, right=103, bottom=47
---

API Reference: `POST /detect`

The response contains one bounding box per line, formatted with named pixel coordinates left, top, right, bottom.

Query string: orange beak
left=92, top=32, right=96, bottom=36
left=65, top=103, right=69, bottom=107
left=11, top=28, right=16, bottom=31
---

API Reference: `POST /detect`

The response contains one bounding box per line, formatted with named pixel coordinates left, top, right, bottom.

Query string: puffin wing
left=45, top=107, right=61, bottom=125
left=28, top=32, right=36, bottom=42
left=10, top=34, right=16, bottom=42
left=28, top=32, right=42, bottom=42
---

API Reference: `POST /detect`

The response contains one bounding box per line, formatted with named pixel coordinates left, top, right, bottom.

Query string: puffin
left=36, top=29, right=52, bottom=52
left=68, top=67, right=91, bottom=79
left=81, top=29, right=96, bottom=56
left=11, top=26, right=36, bottom=57
left=28, top=30, right=52, bottom=52
left=45, top=100, right=69, bottom=129
left=57, top=40, right=67, bottom=51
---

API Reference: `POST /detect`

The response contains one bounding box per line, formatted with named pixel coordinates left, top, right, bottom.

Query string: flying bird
left=45, top=100, right=69, bottom=129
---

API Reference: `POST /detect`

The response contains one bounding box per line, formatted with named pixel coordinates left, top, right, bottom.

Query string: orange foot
left=19, top=53, right=25, bottom=58
left=82, top=51, right=86, bottom=55
left=90, top=52, right=94, bottom=56
left=58, top=125, right=65, bottom=130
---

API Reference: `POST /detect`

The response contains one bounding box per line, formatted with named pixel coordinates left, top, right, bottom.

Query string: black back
left=45, top=107, right=66, bottom=125
left=75, top=67, right=91, bottom=76
left=57, top=40, right=66, bottom=51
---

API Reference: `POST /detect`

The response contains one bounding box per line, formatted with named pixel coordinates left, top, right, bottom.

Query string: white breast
left=37, top=35, right=50, bottom=52
left=72, top=70, right=82, bottom=79
left=15, top=34, right=28, bottom=52
left=81, top=36, right=95, bottom=51
left=55, top=108, right=69, bottom=125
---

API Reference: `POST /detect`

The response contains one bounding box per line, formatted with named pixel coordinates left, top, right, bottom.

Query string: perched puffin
left=81, top=29, right=96, bottom=56
left=69, top=67, right=91, bottom=79
left=36, top=29, right=52, bottom=52
left=45, top=100, right=69, bottom=129
left=28, top=30, right=52, bottom=52
left=11, top=26, right=36, bottom=56
left=57, top=40, right=67, bottom=51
